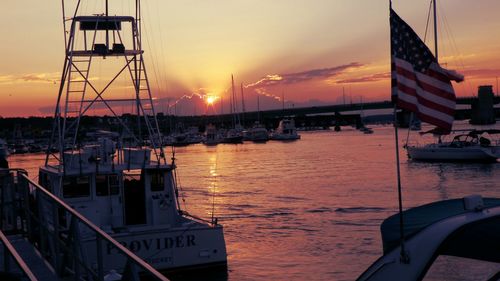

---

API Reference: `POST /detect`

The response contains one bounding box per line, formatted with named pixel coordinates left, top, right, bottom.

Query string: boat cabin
left=39, top=146, right=181, bottom=232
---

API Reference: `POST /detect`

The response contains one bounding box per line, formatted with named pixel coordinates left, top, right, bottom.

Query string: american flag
left=390, top=8, right=463, bottom=132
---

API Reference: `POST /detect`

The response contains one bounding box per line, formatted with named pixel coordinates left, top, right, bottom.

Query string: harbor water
left=9, top=124, right=500, bottom=281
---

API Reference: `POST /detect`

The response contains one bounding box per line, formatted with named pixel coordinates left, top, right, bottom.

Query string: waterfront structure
left=470, top=85, right=496, bottom=125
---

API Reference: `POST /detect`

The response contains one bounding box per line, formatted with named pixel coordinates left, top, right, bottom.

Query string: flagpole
left=433, top=0, right=438, bottom=62
left=390, top=0, right=409, bottom=264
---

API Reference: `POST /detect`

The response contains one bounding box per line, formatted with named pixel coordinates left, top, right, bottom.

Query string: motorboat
left=38, top=1, right=227, bottom=274
left=357, top=195, right=500, bottom=281
left=39, top=143, right=227, bottom=273
left=204, top=124, right=221, bottom=145
left=248, top=122, right=269, bottom=142
left=270, top=119, right=301, bottom=141
left=406, top=129, right=500, bottom=162
left=359, top=126, right=374, bottom=134
left=221, top=128, right=244, bottom=144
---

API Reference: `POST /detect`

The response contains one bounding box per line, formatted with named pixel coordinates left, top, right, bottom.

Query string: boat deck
left=0, top=234, right=64, bottom=280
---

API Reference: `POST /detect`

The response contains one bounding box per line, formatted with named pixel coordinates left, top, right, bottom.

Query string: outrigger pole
left=389, top=0, right=409, bottom=264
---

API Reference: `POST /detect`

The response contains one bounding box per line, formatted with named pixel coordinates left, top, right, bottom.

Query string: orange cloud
left=245, top=63, right=363, bottom=88
left=0, top=73, right=59, bottom=85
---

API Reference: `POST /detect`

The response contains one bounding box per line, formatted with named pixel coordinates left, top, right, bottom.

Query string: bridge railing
left=4, top=170, right=169, bottom=281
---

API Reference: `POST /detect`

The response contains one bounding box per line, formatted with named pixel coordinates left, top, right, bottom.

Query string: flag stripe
left=395, top=69, right=456, bottom=108
left=417, top=113, right=453, bottom=130
left=426, top=66, right=452, bottom=84
left=396, top=82, right=455, bottom=117
left=395, top=59, right=455, bottom=97
left=391, top=8, right=462, bottom=132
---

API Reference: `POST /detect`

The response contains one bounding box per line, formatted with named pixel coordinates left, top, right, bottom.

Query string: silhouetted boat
left=204, top=124, right=221, bottom=145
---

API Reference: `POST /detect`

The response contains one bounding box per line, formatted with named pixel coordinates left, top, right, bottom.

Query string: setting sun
left=206, top=95, right=217, bottom=105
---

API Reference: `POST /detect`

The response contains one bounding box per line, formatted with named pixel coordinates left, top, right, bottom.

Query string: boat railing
left=0, top=169, right=169, bottom=281
left=0, top=229, right=38, bottom=280
left=179, top=210, right=219, bottom=226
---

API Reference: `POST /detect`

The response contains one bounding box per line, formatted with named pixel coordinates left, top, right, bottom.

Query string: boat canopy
left=381, top=198, right=500, bottom=262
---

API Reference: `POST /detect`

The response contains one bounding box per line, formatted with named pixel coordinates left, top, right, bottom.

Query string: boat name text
left=107, top=235, right=196, bottom=254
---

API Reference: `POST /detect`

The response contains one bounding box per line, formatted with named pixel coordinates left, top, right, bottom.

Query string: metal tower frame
left=45, top=0, right=166, bottom=169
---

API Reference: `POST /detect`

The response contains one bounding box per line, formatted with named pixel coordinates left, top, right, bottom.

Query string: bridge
left=161, top=96, right=500, bottom=131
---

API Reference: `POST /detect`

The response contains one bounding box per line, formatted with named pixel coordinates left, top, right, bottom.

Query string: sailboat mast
left=240, top=83, right=246, bottom=126
left=231, top=74, right=240, bottom=125
left=257, top=94, right=260, bottom=123
left=282, top=90, right=285, bottom=116
left=433, top=0, right=438, bottom=62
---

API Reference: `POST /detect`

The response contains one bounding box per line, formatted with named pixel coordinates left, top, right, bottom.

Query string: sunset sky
left=1, top=0, right=500, bottom=117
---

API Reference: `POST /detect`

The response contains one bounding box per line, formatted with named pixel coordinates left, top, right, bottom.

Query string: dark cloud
left=461, top=68, right=500, bottom=78
left=246, top=62, right=363, bottom=88
left=335, top=72, right=390, bottom=84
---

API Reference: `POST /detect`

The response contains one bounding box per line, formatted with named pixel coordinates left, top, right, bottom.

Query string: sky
left=1, top=0, right=500, bottom=117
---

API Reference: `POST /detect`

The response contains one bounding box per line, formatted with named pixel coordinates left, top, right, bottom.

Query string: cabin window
left=39, top=173, right=52, bottom=191
left=150, top=171, right=164, bottom=192
left=63, top=176, right=90, bottom=198
left=96, top=174, right=120, bottom=196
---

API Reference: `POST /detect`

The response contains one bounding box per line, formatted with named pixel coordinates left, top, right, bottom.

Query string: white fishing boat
left=270, top=119, right=301, bottom=141
left=39, top=0, right=227, bottom=274
left=407, top=129, right=500, bottom=162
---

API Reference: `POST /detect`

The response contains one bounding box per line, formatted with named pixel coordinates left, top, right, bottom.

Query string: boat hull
left=407, top=146, right=499, bottom=162
left=84, top=225, right=227, bottom=274
left=270, top=134, right=301, bottom=141
left=221, top=136, right=244, bottom=144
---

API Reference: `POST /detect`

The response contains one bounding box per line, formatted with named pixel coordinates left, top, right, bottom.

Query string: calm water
left=9, top=125, right=500, bottom=281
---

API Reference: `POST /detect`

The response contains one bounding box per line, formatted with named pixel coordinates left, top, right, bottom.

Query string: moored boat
left=407, top=129, right=500, bottom=162
left=270, top=119, right=301, bottom=141
left=204, top=124, right=221, bottom=145
left=248, top=122, right=269, bottom=142
left=38, top=0, right=227, bottom=275
left=358, top=195, right=500, bottom=281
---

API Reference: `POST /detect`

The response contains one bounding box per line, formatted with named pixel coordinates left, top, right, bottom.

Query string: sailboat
left=399, top=2, right=499, bottom=162
left=248, top=94, right=269, bottom=142
left=407, top=128, right=500, bottom=162
left=358, top=2, right=500, bottom=280
left=39, top=0, right=227, bottom=274
left=222, top=75, right=244, bottom=144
